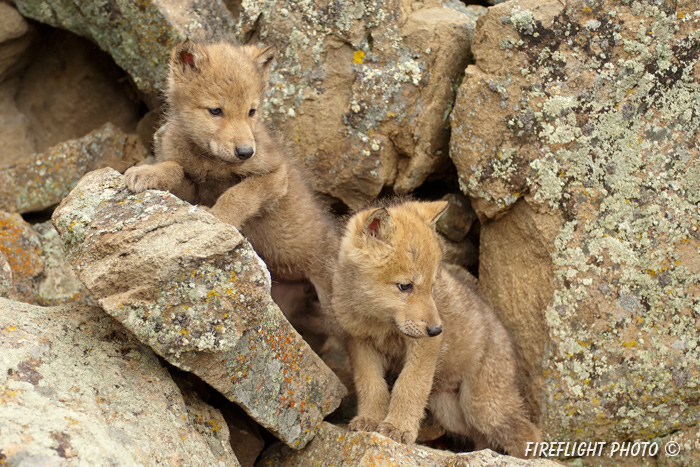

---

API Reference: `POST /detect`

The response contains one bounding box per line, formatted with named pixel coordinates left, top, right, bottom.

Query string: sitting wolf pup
left=332, top=200, right=541, bottom=458
left=125, top=40, right=337, bottom=306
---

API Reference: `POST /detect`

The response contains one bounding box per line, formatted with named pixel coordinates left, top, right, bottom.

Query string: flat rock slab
left=0, top=122, right=144, bottom=214
left=51, top=168, right=346, bottom=448
left=0, top=297, right=239, bottom=466
left=14, top=0, right=236, bottom=95
left=259, top=422, right=562, bottom=467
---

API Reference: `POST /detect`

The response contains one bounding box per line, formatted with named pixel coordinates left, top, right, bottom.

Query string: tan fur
left=124, top=40, right=337, bottom=305
left=332, top=200, right=541, bottom=458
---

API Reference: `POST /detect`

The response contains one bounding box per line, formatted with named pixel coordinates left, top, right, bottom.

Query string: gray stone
left=0, top=123, right=146, bottom=214
left=258, top=422, right=561, bottom=466
left=449, top=0, right=700, bottom=453
left=51, top=168, right=346, bottom=449
left=0, top=297, right=240, bottom=466
left=0, top=2, right=32, bottom=79
left=13, top=0, right=238, bottom=95
left=235, top=0, right=478, bottom=208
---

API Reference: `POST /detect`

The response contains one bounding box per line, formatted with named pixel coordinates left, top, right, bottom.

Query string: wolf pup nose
left=235, top=145, right=254, bottom=160
left=333, top=199, right=541, bottom=458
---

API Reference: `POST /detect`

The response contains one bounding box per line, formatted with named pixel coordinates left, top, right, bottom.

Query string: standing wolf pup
left=124, top=40, right=337, bottom=306
left=332, top=200, right=541, bottom=458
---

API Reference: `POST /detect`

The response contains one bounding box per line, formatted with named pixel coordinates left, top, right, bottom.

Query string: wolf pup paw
left=377, top=421, right=417, bottom=444
left=348, top=416, right=381, bottom=433
left=124, top=166, right=167, bottom=193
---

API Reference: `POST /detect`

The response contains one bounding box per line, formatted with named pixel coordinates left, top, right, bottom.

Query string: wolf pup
left=332, top=200, right=541, bottom=458
left=124, top=40, right=337, bottom=306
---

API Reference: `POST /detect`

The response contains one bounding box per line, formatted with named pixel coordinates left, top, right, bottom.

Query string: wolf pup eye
left=397, top=283, right=413, bottom=292
left=248, top=108, right=256, bottom=117
left=208, top=108, right=222, bottom=116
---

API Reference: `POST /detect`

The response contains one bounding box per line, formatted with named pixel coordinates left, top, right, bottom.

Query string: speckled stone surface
left=51, top=168, right=346, bottom=449
left=449, top=0, right=700, bottom=458
left=0, top=297, right=239, bottom=466
left=258, top=422, right=562, bottom=467
left=235, top=0, right=480, bottom=208
left=0, top=123, right=144, bottom=214
left=13, top=0, right=236, bottom=95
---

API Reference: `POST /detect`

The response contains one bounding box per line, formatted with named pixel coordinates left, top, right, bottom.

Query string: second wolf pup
left=125, top=40, right=337, bottom=306
left=332, top=200, right=541, bottom=458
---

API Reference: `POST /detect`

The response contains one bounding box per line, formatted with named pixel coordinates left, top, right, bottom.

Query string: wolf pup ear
left=362, top=208, right=395, bottom=243
left=254, top=45, right=275, bottom=80
left=172, top=39, right=204, bottom=75
left=415, top=200, right=449, bottom=226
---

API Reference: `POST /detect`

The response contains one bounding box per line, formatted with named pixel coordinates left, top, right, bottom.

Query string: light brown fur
left=332, top=200, right=541, bottom=458
left=124, top=40, right=337, bottom=305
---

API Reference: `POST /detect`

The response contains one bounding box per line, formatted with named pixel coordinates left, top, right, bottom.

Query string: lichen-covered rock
left=0, top=212, right=43, bottom=302
left=449, top=0, right=700, bottom=453
left=0, top=123, right=145, bottom=213
left=13, top=0, right=237, bottom=95
left=235, top=0, right=479, bottom=208
left=51, top=168, right=346, bottom=448
left=0, top=297, right=240, bottom=466
left=0, top=213, right=94, bottom=305
left=258, top=422, right=561, bottom=466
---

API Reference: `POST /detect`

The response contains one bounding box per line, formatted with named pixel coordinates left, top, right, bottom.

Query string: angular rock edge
left=51, top=168, right=346, bottom=449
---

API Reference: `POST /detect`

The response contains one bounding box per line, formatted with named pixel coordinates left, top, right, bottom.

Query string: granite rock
left=235, top=0, right=479, bottom=208
left=0, top=297, right=240, bottom=466
left=51, top=168, right=346, bottom=449
left=449, top=0, right=700, bottom=455
left=13, top=0, right=237, bottom=95
left=258, top=422, right=562, bottom=466
left=0, top=123, right=146, bottom=214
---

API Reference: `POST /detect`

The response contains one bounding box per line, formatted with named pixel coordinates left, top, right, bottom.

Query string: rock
left=0, top=2, right=32, bottom=79
left=170, top=371, right=241, bottom=465
left=221, top=404, right=266, bottom=467
left=13, top=0, right=237, bottom=95
left=449, top=0, right=700, bottom=449
left=0, top=297, right=240, bottom=466
left=258, top=422, right=561, bottom=466
left=436, top=192, right=477, bottom=242
left=13, top=28, right=141, bottom=157
left=0, top=212, right=43, bottom=303
left=51, top=168, right=346, bottom=449
left=235, top=0, right=479, bottom=208
left=0, top=123, right=146, bottom=214
left=0, top=212, right=94, bottom=306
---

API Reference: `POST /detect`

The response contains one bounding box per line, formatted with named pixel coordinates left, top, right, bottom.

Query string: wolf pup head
left=166, top=40, right=275, bottom=163
left=336, top=200, right=448, bottom=339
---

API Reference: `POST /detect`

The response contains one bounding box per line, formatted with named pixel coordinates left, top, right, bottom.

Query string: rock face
left=450, top=0, right=700, bottom=450
left=0, top=297, right=240, bottom=466
left=0, top=123, right=145, bottom=214
left=259, top=422, right=561, bottom=467
left=235, top=0, right=479, bottom=208
left=13, top=0, right=237, bottom=95
left=51, top=168, right=346, bottom=449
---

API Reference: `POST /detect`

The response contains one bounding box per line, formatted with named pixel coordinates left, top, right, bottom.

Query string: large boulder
left=0, top=123, right=145, bottom=214
left=13, top=0, right=237, bottom=95
left=449, top=0, right=700, bottom=455
left=0, top=297, right=240, bottom=466
left=51, top=168, right=346, bottom=449
left=259, top=422, right=561, bottom=466
left=236, top=0, right=479, bottom=207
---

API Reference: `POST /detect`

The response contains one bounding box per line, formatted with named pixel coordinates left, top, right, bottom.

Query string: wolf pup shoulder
left=332, top=200, right=541, bottom=458
left=125, top=40, right=337, bottom=305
